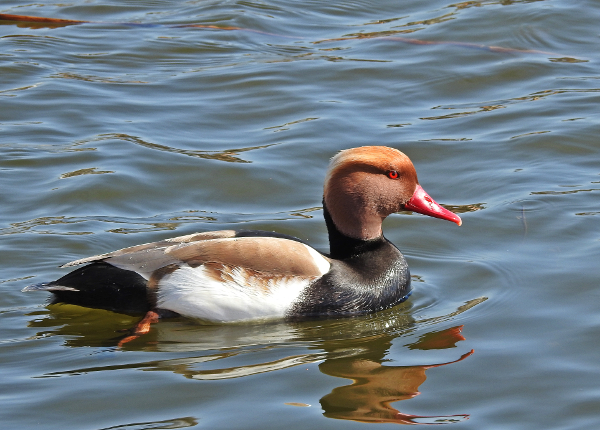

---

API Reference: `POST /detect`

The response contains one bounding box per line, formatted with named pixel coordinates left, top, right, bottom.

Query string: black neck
left=323, top=200, right=386, bottom=260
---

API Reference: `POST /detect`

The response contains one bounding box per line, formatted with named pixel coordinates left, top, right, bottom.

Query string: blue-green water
left=1, top=0, right=599, bottom=428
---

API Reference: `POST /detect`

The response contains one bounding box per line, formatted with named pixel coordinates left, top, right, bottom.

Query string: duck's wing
left=164, top=236, right=330, bottom=277
left=152, top=237, right=331, bottom=322
left=61, top=230, right=239, bottom=268
left=62, top=231, right=331, bottom=280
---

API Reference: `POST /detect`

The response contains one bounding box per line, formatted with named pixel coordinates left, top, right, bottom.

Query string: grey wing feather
left=60, top=230, right=237, bottom=271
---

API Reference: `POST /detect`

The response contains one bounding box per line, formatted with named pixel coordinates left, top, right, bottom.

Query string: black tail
left=23, top=262, right=151, bottom=315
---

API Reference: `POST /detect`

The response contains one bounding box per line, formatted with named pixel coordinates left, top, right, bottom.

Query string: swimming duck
left=24, top=146, right=461, bottom=338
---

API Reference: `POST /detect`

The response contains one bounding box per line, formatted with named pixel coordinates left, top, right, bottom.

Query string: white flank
left=156, top=265, right=314, bottom=322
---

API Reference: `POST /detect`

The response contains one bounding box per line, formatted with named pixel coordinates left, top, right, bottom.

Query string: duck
left=23, top=146, right=461, bottom=341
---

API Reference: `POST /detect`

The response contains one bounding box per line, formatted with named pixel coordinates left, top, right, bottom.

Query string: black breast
left=287, top=238, right=411, bottom=319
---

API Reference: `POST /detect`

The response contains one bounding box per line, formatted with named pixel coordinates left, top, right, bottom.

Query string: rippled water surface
left=1, top=0, right=599, bottom=428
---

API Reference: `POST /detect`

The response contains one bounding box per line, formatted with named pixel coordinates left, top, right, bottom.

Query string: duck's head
left=323, top=146, right=461, bottom=240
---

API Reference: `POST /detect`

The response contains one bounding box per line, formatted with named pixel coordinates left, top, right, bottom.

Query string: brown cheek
left=399, top=178, right=416, bottom=204
left=381, top=178, right=413, bottom=215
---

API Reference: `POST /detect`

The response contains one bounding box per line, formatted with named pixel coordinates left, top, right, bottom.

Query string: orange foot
left=117, top=310, right=160, bottom=347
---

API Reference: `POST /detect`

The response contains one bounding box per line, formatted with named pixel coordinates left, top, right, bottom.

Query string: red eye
left=387, top=170, right=399, bottom=179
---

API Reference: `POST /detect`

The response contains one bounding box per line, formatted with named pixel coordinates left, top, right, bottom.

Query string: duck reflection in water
left=27, top=302, right=475, bottom=425
left=319, top=326, right=472, bottom=425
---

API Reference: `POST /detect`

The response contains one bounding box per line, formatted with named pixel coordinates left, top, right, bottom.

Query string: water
left=1, top=0, right=599, bottom=428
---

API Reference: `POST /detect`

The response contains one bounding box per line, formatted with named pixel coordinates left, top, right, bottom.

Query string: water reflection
left=0, top=10, right=568, bottom=59
left=319, top=341, right=472, bottom=425
left=0, top=207, right=320, bottom=236
left=81, top=133, right=278, bottom=163
left=311, top=323, right=473, bottom=425
left=26, top=300, right=481, bottom=425
left=60, top=167, right=115, bottom=179
left=98, top=417, right=198, bottom=430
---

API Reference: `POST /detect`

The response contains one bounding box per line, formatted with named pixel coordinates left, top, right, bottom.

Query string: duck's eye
left=387, top=170, right=399, bottom=179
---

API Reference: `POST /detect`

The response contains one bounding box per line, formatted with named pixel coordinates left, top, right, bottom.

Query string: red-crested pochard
left=24, top=146, right=461, bottom=341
